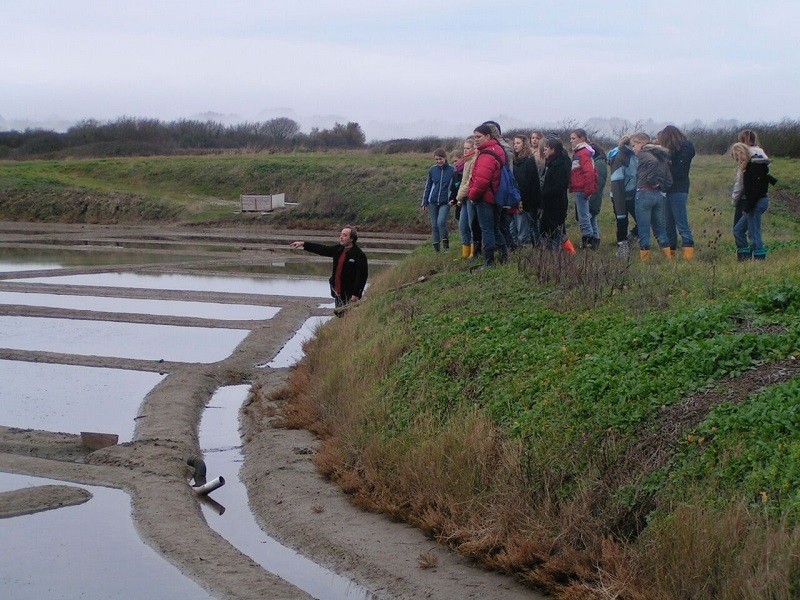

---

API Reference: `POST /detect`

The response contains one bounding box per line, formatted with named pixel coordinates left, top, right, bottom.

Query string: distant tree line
left=2, top=117, right=799, bottom=159
left=368, top=120, right=800, bottom=158
left=0, top=117, right=366, bottom=159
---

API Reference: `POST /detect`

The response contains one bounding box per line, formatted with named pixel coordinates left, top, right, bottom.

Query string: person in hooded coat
left=630, top=132, right=672, bottom=261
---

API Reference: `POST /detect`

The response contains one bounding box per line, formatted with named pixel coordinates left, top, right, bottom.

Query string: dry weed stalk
left=417, top=549, right=438, bottom=570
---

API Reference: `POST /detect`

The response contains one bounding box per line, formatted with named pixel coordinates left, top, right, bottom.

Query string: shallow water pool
left=0, top=360, right=165, bottom=441
left=12, top=272, right=332, bottom=297
left=0, top=473, right=214, bottom=599
left=1, top=316, right=249, bottom=363
left=0, top=291, right=280, bottom=321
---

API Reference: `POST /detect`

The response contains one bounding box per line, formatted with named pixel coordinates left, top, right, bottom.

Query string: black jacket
left=540, top=153, right=571, bottom=234
left=667, top=139, right=695, bottom=193
left=513, top=155, right=541, bottom=213
left=739, top=160, right=773, bottom=213
left=303, top=242, right=368, bottom=300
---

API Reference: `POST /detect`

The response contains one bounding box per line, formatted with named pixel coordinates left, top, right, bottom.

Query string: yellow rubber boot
left=468, top=244, right=475, bottom=259
left=640, top=249, right=651, bottom=262
left=461, top=244, right=471, bottom=259
left=682, top=247, right=695, bottom=261
left=662, top=247, right=676, bottom=259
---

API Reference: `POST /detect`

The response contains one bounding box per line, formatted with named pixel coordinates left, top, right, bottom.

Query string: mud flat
left=0, top=221, right=539, bottom=599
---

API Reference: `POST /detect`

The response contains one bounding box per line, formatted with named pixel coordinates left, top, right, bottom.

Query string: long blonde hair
left=731, top=142, right=750, bottom=171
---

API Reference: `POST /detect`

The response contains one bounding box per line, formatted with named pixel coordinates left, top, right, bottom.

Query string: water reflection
left=12, top=272, right=332, bottom=298
left=0, top=248, right=206, bottom=270
left=261, top=316, right=333, bottom=368
left=199, top=386, right=376, bottom=600
left=1, top=316, right=249, bottom=363
left=0, top=291, right=280, bottom=321
left=0, top=360, right=164, bottom=441
left=0, top=473, right=214, bottom=600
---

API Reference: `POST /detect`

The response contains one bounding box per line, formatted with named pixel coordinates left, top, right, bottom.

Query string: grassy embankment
left=257, top=157, right=800, bottom=599
left=0, top=152, right=432, bottom=230
left=4, top=151, right=800, bottom=597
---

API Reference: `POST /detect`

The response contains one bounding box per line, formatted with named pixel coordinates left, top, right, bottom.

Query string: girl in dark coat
left=512, top=134, right=541, bottom=248
left=539, top=138, right=571, bottom=251
left=657, top=125, right=696, bottom=259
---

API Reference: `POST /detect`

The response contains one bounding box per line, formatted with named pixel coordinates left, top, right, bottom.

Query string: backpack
left=484, top=151, right=522, bottom=208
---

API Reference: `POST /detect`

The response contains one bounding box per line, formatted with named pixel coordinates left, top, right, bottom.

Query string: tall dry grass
left=269, top=250, right=800, bottom=599
left=636, top=499, right=800, bottom=600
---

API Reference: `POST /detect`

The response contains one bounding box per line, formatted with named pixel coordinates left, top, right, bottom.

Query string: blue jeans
left=474, top=200, right=496, bottom=252
left=635, top=190, right=669, bottom=250
left=665, top=192, right=694, bottom=248
left=574, top=192, right=598, bottom=238
left=513, top=212, right=534, bottom=247
left=458, top=201, right=474, bottom=245
left=428, top=203, right=450, bottom=244
left=734, top=197, right=769, bottom=257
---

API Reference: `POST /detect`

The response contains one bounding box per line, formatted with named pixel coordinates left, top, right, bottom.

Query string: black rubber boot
left=483, top=247, right=495, bottom=268
left=442, top=238, right=449, bottom=251
left=433, top=242, right=440, bottom=253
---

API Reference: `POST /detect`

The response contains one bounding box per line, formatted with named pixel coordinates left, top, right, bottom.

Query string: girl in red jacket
left=568, top=128, right=599, bottom=249
left=467, top=124, right=506, bottom=267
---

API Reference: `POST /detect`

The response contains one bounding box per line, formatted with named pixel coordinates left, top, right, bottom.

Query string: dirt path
left=0, top=222, right=541, bottom=599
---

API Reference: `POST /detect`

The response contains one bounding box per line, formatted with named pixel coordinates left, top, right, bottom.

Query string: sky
left=2, top=1, right=799, bottom=141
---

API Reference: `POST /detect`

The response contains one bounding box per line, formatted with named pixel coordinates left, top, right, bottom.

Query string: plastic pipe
left=192, top=476, right=225, bottom=496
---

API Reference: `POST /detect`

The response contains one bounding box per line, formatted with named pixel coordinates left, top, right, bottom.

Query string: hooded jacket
left=568, top=142, right=597, bottom=195
left=636, top=144, right=673, bottom=191
left=732, top=146, right=774, bottom=213
left=608, top=144, right=638, bottom=201
left=732, top=146, right=770, bottom=205
left=468, top=138, right=506, bottom=204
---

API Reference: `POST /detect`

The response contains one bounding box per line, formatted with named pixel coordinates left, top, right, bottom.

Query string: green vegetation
left=2, top=152, right=799, bottom=233
left=270, top=154, right=800, bottom=598
left=0, top=153, right=431, bottom=227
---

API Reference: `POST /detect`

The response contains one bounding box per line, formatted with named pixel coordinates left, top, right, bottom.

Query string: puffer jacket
left=468, top=139, right=505, bottom=204
left=421, top=162, right=456, bottom=207
left=608, top=144, right=638, bottom=200
left=568, top=142, right=597, bottom=194
left=636, top=144, right=673, bottom=190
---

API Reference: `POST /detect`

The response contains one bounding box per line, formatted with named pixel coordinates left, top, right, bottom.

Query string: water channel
left=199, top=386, right=376, bottom=600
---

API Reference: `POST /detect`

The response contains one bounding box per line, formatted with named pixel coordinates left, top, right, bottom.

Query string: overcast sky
left=2, top=1, right=798, bottom=140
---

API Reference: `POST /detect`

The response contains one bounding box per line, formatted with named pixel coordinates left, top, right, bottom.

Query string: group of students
left=420, top=121, right=775, bottom=266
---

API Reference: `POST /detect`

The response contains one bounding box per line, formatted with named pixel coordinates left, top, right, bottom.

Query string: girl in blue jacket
left=421, top=148, right=456, bottom=252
